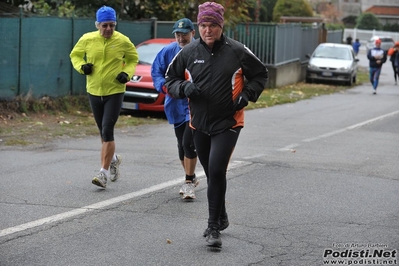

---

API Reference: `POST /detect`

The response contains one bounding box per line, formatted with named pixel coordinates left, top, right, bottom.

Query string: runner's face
left=198, top=22, right=222, bottom=49
left=174, top=31, right=195, bottom=48
left=98, top=21, right=116, bottom=38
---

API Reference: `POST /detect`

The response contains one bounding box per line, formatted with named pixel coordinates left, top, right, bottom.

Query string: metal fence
left=0, top=15, right=342, bottom=100
left=301, top=27, right=320, bottom=61
left=327, top=30, right=344, bottom=44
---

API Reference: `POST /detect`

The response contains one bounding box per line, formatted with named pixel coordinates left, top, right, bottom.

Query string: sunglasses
left=101, top=23, right=116, bottom=28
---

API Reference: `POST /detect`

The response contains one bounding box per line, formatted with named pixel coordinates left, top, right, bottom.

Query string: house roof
left=364, top=5, right=399, bottom=16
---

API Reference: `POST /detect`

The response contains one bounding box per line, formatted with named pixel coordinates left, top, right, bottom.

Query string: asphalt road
left=1, top=50, right=398, bottom=266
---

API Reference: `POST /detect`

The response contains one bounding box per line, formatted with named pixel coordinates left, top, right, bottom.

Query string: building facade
left=338, top=0, right=399, bottom=25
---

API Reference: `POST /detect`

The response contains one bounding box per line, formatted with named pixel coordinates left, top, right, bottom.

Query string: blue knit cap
left=96, top=6, right=116, bottom=22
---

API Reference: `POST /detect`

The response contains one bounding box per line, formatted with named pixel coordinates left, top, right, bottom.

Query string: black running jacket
left=165, top=34, right=268, bottom=135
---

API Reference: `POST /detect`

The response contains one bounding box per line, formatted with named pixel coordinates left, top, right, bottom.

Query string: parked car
left=306, top=43, right=359, bottom=86
left=122, top=38, right=175, bottom=112
left=365, top=36, right=394, bottom=53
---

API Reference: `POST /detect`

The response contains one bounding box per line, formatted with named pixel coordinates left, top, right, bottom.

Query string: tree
left=221, top=0, right=254, bottom=27
left=248, top=0, right=277, bottom=22
left=383, top=22, right=399, bottom=32
left=8, top=0, right=254, bottom=27
left=342, top=15, right=357, bottom=28
left=272, top=0, right=313, bottom=22
left=356, top=12, right=381, bottom=30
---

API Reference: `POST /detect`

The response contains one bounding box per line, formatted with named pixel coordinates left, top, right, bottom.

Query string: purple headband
left=197, top=2, right=224, bottom=28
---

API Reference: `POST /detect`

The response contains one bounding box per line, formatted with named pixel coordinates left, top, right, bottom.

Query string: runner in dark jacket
left=165, top=1, right=268, bottom=248
left=367, top=38, right=387, bottom=94
left=388, top=42, right=399, bottom=85
left=166, top=35, right=267, bottom=134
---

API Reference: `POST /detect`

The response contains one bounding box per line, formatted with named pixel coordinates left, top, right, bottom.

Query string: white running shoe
left=192, top=175, right=199, bottom=187
left=181, top=182, right=196, bottom=199
left=110, top=154, right=122, bottom=182
left=92, top=171, right=107, bottom=188
left=179, top=175, right=199, bottom=194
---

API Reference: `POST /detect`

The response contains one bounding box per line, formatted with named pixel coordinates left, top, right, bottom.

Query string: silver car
left=306, top=43, right=359, bottom=86
left=366, top=36, right=394, bottom=53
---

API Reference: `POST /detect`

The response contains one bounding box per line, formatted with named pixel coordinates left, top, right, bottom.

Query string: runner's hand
left=116, top=72, right=129, bottom=83
left=81, top=63, right=93, bottom=75
left=233, top=92, right=249, bottom=111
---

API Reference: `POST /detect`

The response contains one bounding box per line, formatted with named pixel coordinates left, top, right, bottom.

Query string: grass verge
left=0, top=69, right=368, bottom=148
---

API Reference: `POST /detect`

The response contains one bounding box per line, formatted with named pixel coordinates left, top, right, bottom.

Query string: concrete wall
left=266, top=60, right=304, bottom=88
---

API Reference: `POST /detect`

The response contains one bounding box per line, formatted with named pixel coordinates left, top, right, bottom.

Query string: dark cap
left=172, top=18, right=194, bottom=34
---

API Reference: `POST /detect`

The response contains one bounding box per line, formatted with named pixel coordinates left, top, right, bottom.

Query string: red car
left=122, top=38, right=175, bottom=112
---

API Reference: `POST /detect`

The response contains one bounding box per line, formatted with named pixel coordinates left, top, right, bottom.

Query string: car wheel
left=353, top=75, right=357, bottom=84
left=306, top=77, right=312, bottom=83
left=347, top=76, right=353, bottom=86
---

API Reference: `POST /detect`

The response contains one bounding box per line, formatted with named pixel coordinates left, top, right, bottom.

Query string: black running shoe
left=203, top=227, right=211, bottom=237
left=203, top=214, right=229, bottom=237
left=206, top=227, right=222, bottom=248
left=219, top=213, right=229, bottom=231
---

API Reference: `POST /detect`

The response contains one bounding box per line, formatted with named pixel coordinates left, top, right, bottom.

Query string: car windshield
left=136, top=43, right=170, bottom=65
left=313, top=46, right=352, bottom=60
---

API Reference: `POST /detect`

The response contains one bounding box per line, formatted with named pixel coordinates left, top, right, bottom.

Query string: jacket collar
left=200, top=33, right=225, bottom=52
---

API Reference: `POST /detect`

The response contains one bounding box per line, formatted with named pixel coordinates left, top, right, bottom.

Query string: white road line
left=243, top=153, right=269, bottom=159
left=0, top=160, right=251, bottom=238
left=278, top=143, right=300, bottom=151
left=282, top=110, right=399, bottom=149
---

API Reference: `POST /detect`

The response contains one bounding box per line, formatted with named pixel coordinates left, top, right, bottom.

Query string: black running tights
left=193, top=127, right=241, bottom=229
left=88, top=93, right=124, bottom=142
left=174, top=121, right=197, bottom=160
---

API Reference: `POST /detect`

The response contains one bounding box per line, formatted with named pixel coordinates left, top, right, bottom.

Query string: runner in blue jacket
left=151, top=18, right=199, bottom=199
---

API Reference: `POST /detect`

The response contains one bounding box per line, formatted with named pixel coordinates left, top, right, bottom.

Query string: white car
left=365, top=36, right=394, bottom=53
left=306, top=43, right=359, bottom=86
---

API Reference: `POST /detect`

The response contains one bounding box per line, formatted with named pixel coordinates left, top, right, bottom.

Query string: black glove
left=116, top=72, right=129, bottom=84
left=81, top=63, right=93, bottom=75
left=182, top=82, right=200, bottom=100
left=233, top=92, right=249, bottom=111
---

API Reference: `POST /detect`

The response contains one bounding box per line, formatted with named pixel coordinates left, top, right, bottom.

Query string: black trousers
left=193, top=127, right=241, bottom=228
left=391, top=62, right=399, bottom=82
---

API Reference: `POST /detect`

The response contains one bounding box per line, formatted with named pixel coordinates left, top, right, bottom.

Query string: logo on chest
left=194, top=59, right=205, bottom=64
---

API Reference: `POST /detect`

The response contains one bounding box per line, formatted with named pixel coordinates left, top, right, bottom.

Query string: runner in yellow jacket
left=70, top=6, right=139, bottom=189
left=70, top=21, right=138, bottom=96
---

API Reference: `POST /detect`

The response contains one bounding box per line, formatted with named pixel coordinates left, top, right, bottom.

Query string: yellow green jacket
left=70, top=30, right=139, bottom=96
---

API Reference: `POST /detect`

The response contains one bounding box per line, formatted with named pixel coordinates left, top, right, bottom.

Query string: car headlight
left=308, top=63, right=317, bottom=69
left=338, top=66, right=350, bottom=71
